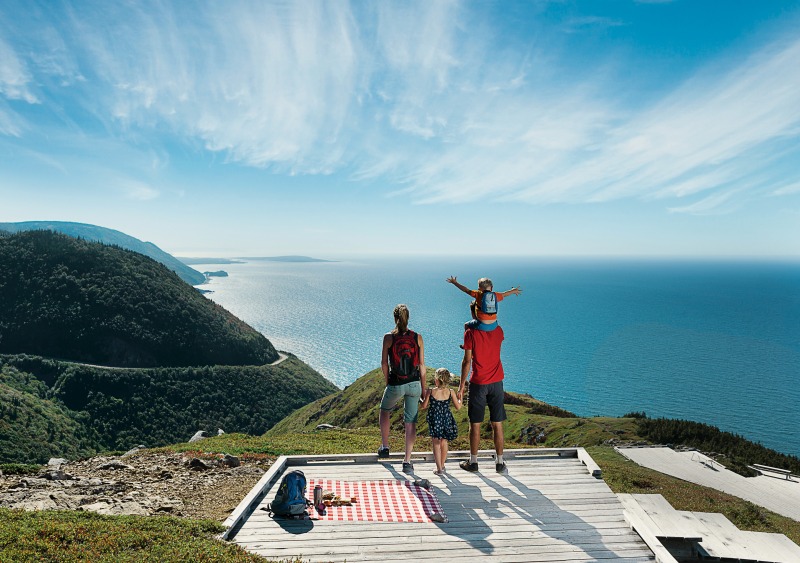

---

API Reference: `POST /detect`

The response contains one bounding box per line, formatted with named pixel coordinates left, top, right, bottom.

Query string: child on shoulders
left=446, top=276, right=522, bottom=331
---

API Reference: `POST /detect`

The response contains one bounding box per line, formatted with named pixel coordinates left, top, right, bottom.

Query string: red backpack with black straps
left=390, top=330, right=420, bottom=381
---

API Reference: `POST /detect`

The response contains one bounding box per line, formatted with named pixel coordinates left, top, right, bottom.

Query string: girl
left=421, top=368, right=463, bottom=475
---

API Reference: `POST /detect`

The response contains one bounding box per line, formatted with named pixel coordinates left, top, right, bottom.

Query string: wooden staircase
left=618, top=493, right=800, bottom=562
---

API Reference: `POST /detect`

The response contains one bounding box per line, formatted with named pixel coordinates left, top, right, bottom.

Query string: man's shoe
left=459, top=460, right=479, bottom=472
left=377, top=446, right=390, bottom=458
left=496, top=462, right=507, bottom=474
left=402, top=461, right=414, bottom=474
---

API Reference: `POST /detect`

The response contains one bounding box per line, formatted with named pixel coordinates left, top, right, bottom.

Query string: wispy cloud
left=2, top=0, right=799, bottom=215
left=560, top=16, right=626, bottom=34
left=119, top=179, right=159, bottom=201
left=0, top=37, right=38, bottom=104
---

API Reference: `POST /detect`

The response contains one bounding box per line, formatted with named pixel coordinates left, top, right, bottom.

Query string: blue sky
left=1, top=0, right=799, bottom=258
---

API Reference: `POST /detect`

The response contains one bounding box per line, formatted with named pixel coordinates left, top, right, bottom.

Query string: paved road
left=42, top=351, right=291, bottom=370
left=616, top=446, right=800, bottom=522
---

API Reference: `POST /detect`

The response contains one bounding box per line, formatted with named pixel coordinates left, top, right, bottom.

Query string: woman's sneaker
left=496, top=461, right=507, bottom=474
left=377, top=446, right=390, bottom=458
left=402, top=461, right=414, bottom=474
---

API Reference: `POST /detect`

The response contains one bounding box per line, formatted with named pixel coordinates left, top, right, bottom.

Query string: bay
left=198, top=257, right=800, bottom=457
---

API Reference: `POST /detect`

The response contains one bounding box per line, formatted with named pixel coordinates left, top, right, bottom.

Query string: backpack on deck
left=479, top=291, right=498, bottom=315
left=390, top=330, right=420, bottom=381
left=268, top=470, right=310, bottom=518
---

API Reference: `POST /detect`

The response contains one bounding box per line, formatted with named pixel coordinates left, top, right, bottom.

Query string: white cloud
left=5, top=0, right=800, bottom=216
left=119, top=179, right=159, bottom=201
left=773, top=181, right=800, bottom=196
left=667, top=190, right=738, bottom=215
left=0, top=37, right=38, bottom=103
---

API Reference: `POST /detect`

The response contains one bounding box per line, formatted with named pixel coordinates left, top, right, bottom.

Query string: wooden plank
left=233, top=517, right=637, bottom=536
left=628, top=495, right=703, bottom=541
left=244, top=549, right=656, bottom=563
left=738, top=531, right=800, bottom=563
left=241, top=503, right=627, bottom=526
left=576, top=447, right=602, bottom=478
left=220, top=454, right=287, bottom=540
left=231, top=525, right=635, bottom=543
left=682, top=511, right=739, bottom=535
left=248, top=540, right=646, bottom=561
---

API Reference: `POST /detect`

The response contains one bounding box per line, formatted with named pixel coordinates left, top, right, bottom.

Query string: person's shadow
left=432, top=466, right=614, bottom=556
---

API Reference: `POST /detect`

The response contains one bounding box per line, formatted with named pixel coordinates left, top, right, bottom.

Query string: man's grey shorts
left=467, top=380, right=507, bottom=423
left=380, top=380, right=422, bottom=423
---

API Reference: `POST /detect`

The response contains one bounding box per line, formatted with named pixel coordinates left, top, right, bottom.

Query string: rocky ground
left=0, top=450, right=272, bottom=522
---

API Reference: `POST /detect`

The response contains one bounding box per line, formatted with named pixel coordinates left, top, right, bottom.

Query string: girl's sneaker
left=433, top=469, right=444, bottom=476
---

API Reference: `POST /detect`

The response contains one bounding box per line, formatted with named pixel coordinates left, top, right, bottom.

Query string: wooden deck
left=224, top=448, right=655, bottom=562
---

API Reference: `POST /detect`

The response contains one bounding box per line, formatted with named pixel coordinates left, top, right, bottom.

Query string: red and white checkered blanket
left=306, top=479, right=445, bottom=523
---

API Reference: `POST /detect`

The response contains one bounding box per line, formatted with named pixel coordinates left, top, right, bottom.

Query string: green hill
left=0, top=230, right=277, bottom=367
left=0, top=221, right=205, bottom=285
left=267, top=368, right=800, bottom=477
left=0, top=354, right=338, bottom=464
left=267, top=367, right=578, bottom=440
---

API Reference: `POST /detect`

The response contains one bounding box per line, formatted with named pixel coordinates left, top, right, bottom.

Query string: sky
left=1, top=0, right=800, bottom=258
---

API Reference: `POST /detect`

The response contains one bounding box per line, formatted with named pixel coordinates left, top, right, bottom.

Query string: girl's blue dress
left=427, top=394, right=458, bottom=441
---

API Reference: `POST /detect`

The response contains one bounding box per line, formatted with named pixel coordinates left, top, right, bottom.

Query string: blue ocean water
left=199, top=257, right=800, bottom=457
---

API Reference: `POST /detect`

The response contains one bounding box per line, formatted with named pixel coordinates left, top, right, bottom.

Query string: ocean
left=197, top=257, right=800, bottom=457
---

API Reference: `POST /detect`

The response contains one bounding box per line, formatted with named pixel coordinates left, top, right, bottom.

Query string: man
left=457, top=323, right=507, bottom=474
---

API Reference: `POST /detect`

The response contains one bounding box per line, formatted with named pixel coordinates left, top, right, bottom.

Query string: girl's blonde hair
left=392, top=304, right=409, bottom=334
left=434, top=367, right=452, bottom=386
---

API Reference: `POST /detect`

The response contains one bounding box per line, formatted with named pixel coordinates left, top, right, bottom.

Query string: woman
left=377, top=304, right=426, bottom=474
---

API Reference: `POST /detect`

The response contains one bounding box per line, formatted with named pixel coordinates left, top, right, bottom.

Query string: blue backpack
left=479, top=291, right=497, bottom=315
left=269, top=470, right=310, bottom=518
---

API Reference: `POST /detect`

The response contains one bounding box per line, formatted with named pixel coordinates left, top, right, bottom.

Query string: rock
left=42, top=470, right=73, bottom=481
left=188, top=431, right=207, bottom=443
left=122, top=445, right=146, bottom=458
left=80, top=501, right=112, bottom=514
left=159, top=471, right=173, bottom=480
left=97, top=461, right=133, bottom=471
left=217, top=428, right=225, bottom=436
left=48, top=458, right=68, bottom=469
left=154, top=498, right=184, bottom=513
left=222, top=454, right=240, bottom=468
left=187, top=458, right=212, bottom=471
left=316, top=423, right=337, bottom=430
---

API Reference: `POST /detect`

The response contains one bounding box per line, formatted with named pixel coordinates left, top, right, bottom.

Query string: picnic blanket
left=306, top=478, right=445, bottom=523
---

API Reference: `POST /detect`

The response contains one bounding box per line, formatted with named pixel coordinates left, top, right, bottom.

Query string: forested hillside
left=0, top=221, right=205, bottom=285
left=0, top=230, right=277, bottom=367
left=0, top=355, right=338, bottom=464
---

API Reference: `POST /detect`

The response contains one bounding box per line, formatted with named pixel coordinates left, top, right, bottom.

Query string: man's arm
left=446, top=276, right=474, bottom=296
left=458, top=348, right=471, bottom=402
left=381, top=334, right=392, bottom=385
left=417, top=333, right=426, bottom=395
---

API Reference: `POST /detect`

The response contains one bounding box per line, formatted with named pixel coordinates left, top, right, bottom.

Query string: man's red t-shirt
left=463, top=325, right=505, bottom=385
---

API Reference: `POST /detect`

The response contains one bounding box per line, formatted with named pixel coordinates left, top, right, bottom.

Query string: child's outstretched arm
left=450, top=388, right=463, bottom=410
left=446, top=276, right=474, bottom=296
left=499, top=286, right=523, bottom=298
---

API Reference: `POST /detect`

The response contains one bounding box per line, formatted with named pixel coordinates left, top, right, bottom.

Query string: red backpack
left=390, top=330, right=420, bottom=381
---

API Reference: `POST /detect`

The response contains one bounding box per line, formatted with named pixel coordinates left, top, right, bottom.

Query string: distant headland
left=179, top=255, right=333, bottom=265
